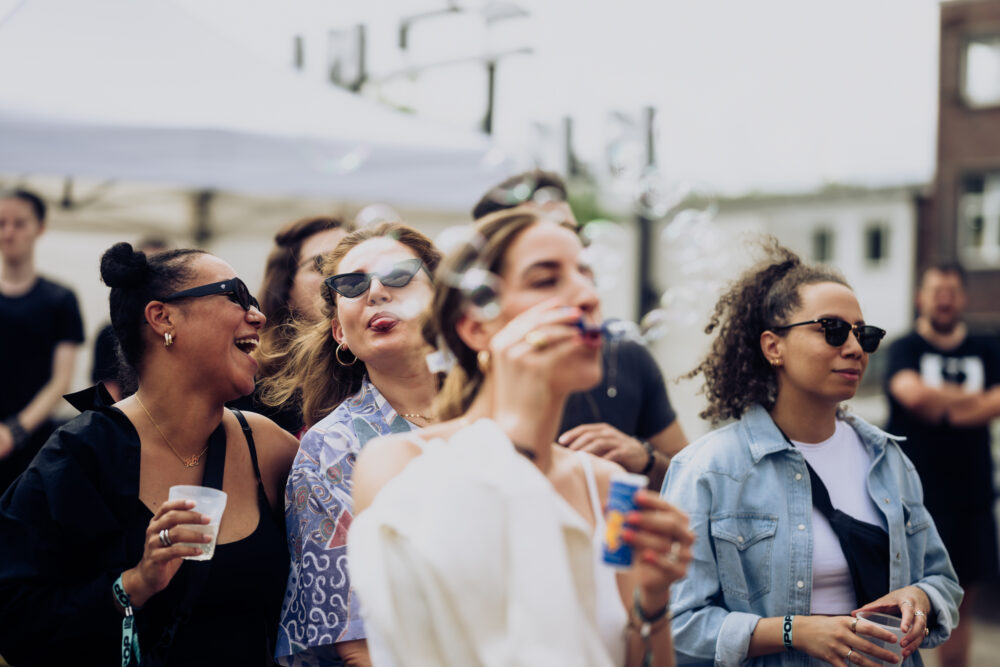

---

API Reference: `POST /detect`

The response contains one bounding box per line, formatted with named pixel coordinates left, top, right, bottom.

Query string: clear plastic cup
left=167, top=485, right=228, bottom=561
left=855, top=611, right=905, bottom=666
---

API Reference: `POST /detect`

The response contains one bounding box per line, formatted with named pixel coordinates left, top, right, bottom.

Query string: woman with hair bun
left=0, top=242, right=298, bottom=666
left=662, top=239, right=962, bottom=666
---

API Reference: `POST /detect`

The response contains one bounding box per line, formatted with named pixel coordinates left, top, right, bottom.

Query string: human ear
left=760, top=329, right=784, bottom=367
left=455, top=313, right=493, bottom=354
left=143, top=301, right=173, bottom=338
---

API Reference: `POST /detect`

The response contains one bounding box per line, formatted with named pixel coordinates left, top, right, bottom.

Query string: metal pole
left=483, top=60, right=496, bottom=135
left=636, top=106, right=658, bottom=319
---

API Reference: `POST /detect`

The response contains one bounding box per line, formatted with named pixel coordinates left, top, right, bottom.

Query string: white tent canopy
left=0, top=0, right=514, bottom=211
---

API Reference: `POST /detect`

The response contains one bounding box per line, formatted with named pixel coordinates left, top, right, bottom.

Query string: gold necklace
left=135, top=395, right=209, bottom=467
left=399, top=412, right=430, bottom=422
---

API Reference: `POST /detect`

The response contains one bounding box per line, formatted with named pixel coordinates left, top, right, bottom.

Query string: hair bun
left=100, top=242, right=150, bottom=288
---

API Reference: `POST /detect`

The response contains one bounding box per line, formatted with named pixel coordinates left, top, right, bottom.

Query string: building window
left=812, top=228, right=834, bottom=263
left=962, top=35, right=1000, bottom=108
left=864, top=224, right=889, bottom=265
left=958, top=171, right=1000, bottom=267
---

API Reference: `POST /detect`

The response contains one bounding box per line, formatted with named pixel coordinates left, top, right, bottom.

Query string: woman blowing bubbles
left=662, top=240, right=961, bottom=666
left=347, top=209, right=694, bottom=667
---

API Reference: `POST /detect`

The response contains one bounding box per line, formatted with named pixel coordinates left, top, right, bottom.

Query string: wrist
left=3, top=416, right=29, bottom=449
left=636, top=587, right=670, bottom=618
left=121, top=568, right=151, bottom=609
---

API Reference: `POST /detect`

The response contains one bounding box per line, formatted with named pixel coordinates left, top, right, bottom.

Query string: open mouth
left=368, top=314, right=398, bottom=333
left=235, top=337, right=259, bottom=354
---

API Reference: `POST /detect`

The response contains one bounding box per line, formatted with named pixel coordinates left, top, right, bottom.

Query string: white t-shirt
left=793, top=419, right=886, bottom=614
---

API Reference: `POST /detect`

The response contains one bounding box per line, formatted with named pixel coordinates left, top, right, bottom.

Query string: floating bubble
left=486, top=174, right=536, bottom=207
left=458, top=265, right=502, bottom=322
left=355, top=203, right=403, bottom=228
left=634, top=169, right=691, bottom=220
left=658, top=285, right=701, bottom=330
left=435, top=225, right=483, bottom=255
left=386, top=294, right=429, bottom=322
left=638, top=309, right=671, bottom=342
left=479, top=147, right=508, bottom=169
left=602, top=319, right=643, bottom=343
left=334, top=145, right=371, bottom=174
left=531, top=186, right=566, bottom=207
left=606, top=138, right=643, bottom=183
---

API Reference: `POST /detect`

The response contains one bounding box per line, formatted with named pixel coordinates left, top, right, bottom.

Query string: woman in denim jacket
left=662, top=241, right=961, bottom=666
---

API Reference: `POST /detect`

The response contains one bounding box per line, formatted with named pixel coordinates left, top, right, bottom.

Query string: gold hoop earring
left=769, top=358, right=782, bottom=367
left=335, top=343, right=358, bottom=367
left=164, top=332, right=174, bottom=347
left=476, top=350, right=491, bottom=374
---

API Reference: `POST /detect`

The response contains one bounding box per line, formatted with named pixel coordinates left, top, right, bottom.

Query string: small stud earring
left=164, top=331, right=174, bottom=347
left=769, top=358, right=782, bottom=367
left=476, top=350, right=491, bottom=374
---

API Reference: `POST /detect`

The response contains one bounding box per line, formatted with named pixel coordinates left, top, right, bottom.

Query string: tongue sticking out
left=370, top=317, right=397, bottom=333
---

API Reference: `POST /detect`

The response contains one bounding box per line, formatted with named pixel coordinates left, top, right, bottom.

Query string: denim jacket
left=661, top=405, right=962, bottom=667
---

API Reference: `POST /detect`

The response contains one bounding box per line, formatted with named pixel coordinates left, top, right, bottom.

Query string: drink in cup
left=855, top=611, right=905, bottom=666
left=167, top=485, right=227, bottom=561
left=602, top=472, right=648, bottom=568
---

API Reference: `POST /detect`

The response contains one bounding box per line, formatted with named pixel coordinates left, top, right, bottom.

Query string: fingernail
left=557, top=435, right=568, bottom=444
left=626, top=511, right=641, bottom=524
left=622, top=528, right=636, bottom=543
left=642, top=550, right=657, bottom=563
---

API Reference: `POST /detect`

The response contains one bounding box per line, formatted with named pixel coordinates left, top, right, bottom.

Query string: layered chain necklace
left=135, top=395, right=209, bottom=467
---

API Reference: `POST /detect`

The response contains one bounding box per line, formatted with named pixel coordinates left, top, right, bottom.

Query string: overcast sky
left=4, top=0, right=944, bottom=196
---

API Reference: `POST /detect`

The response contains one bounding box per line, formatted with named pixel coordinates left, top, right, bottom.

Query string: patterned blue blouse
left=275, top=377, right=416, bottom=666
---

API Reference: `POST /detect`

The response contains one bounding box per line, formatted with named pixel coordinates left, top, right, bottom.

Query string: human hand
left=854, top=585, right=932, bottom=658
left=124, top=499, right=211, bottom=607
left=620, top=489, right=694, bottom=611
left=792, top=614, right=901, bottom=666
left=558, top=423, right=648, bottom=473
left=0, top=424, right=14, bottom=461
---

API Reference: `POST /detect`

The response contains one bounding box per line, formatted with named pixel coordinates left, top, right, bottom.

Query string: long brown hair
left=258, top=222, right=441, bottom=428
left=256, top=215, right=354, bottom=378
left=685, top=237, right=849, bottom=423
left=426, top=208, right=577, bottom=421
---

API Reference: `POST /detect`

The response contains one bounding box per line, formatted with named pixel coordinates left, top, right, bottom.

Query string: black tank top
left=135, top=415, right=289, bottom=666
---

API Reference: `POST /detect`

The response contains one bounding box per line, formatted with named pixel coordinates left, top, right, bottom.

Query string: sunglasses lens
left=381, top=260, right=421, bottom=288
left=822, top=320, right=851, bottom=346
left=330, top=274, right=369, bottom=298
left=857, top=327, right=885, bottom=353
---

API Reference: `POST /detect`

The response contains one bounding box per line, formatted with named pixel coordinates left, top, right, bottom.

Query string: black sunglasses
left=773, top=317, right=886, bottom=353
left=324, top=258, right=430, bottom=300
left=161, top=277, right=260, bottom=311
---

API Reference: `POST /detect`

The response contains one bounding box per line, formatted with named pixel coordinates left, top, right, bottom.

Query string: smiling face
left=330, top=237, right=434, bottom=366
left=165, top=254, right=265, bottom=399
left=766, top=281, right=868, bottom=409
left=0, top=197, right=44, bottom=265
left=490, top=221, right=603, bottom=394
left=288, top=227, right=348, bottom=322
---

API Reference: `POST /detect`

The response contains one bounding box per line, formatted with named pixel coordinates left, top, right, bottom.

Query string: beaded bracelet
left=633, top=588, right=669, bottom=667
left=113, top=575, right=142, bottom=667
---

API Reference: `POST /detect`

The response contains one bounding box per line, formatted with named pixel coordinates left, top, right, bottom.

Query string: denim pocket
left=710, top=513, right=778, bottom=601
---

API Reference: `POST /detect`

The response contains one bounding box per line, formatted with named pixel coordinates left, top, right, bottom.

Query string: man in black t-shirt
left=0, top=189, right=84, bottom=492
left=886, top=263, right=1000, bottom=667
left=473, top=170, right=687, bottom=490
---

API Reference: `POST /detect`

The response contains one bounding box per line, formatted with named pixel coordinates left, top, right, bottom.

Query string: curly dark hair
left=686, top=237, right=849, bottom=423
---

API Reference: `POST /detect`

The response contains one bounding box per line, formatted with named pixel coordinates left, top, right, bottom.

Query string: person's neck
left=0, top=256, right=37, bottom=296
left=132, top=372, right=226, bottom=458
left=915, top=316, right=967, bottom=352
left=466, top=380, right=566, bottom=475
left=769, top=391, right=838, bottom=444
left=366, top=352, right=438, bottom=422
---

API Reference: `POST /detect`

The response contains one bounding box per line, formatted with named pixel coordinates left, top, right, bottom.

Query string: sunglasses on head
left=161, top=277, right=260, bottom=311
left=773, top=317, right=886, bottom=353
left=324, top=258, right=429, bottom=300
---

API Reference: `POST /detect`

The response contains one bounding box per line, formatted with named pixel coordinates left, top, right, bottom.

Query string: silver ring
left=667, top=541, right=681, bottom=562
left=900, top=600, right=914, bottom=607
left=846, top=648, right=854, bottom=662
left=913, top=610, right=926, bottom=618
left=159, top=528, right=172, bottom=548
left=850, top=617, right=859, bottom=634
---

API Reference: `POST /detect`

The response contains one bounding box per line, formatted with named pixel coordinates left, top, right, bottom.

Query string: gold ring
left=924, top=627, right=930, bottom=637
left=525, top=331, right=548, bottom=350
left=850, top=617, right=859, bottom=634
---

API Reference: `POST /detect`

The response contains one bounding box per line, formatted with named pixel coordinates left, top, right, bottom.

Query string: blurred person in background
left=0, top=242, right=298, bottom=666
left=92, top=236, right=171, bottom=401
left=231, top=215, right=354, bottom=437
left=885, top=263, right=1000, bottom=667
left=663, top=241, right=961, bottom=666
left=349, top=209, right=693, bottom=667
left=0, top=187, right=84, bottom=494
left=263, top=222, right=441, bottom=666
left=472, top=170, right=686, bottom=491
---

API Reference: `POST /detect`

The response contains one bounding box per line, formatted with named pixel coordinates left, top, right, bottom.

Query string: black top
left=0, top=276, right=84, bottom=418
left=560, top=338, right=676, bottom=439
left=91, top=322, right=119, bottom=385
left=885, top=330, right=1000, bottom=511
left=0, top=387, right=289, bottom=666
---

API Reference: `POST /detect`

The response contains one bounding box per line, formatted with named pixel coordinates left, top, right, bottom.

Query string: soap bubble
left=457, top=265, right=502, bottom=322
left=355, top=203, right=403, bottom=228
left=634, top=169, right=691, bottom=220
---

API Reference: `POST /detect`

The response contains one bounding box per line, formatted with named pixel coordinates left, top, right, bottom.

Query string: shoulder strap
left=801, top=458, right=837, bottom=518
left=230, top=409, right=264, bottom=489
